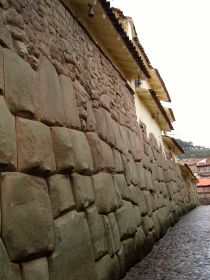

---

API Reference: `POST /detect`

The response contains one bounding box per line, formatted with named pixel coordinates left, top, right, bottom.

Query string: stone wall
left=0, top=0, right=198, bottom=279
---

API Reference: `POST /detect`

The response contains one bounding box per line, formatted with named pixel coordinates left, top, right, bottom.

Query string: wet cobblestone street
left=124, top=206, right=210, bottom=280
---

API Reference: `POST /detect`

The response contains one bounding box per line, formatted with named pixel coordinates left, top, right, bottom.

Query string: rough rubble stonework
left=0, top=0, right=198, bottom=279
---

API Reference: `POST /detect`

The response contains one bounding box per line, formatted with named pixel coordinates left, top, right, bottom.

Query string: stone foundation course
left=0, top=0, right=198, bottom=279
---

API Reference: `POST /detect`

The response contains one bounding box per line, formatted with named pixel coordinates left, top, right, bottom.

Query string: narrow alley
left=124, top=206, right=210, bottom=280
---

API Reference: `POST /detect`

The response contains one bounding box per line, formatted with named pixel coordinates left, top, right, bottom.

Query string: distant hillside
left=176, top=139, right=210, bottom=159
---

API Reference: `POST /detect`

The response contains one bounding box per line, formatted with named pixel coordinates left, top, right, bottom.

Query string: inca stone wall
left=0, top=0, right=198, bottom=279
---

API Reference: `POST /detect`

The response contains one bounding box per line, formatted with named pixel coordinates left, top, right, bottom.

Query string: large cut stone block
left=0, top=96, right=17, bottom=171
left=94, top=108, right=115, bottom=147
left=21, top=258, right=49, bottom=280
left=0, top=47, right=3, bottom=94
left=48, top=174, right=75, bottom=218
left=134, top=226, right=146, bottom=261
left=113, top=174, right=130, bottom=201
left=4, top=48, right=38, bottom=118
left=69, top=129, right=93, bottom=174
left=113, top=149, right=124, bottom=173
left=59, top=75, right=81, bottom=129
left=86, top=206, right=108, bottom=260
left=0, top=239, right=22, bottom=280
left=86, top=100, right=96, bottom=131
left=51, top=127, right=75, bottom=173
left=0, top=24, right=14, bottom=50
left=1, top=173, right=54, bottom=261
left=115, top=201, right=138, bottom=239
left=86, top=132, right=115, bottom=173
left=16, top=118, right=56, bottom=175
left=102, top=215, right=115, bottom=257
left=71, top=173, right=94, bottom=210
left=92, top=172, right=120, bottom=213
left=48, top=211, right=96, bottom=280
left=96, top=254, right=120, bottom=280
left=108, top=213, right=121, bottom=253
left=38, top=55, right=65, bottom=125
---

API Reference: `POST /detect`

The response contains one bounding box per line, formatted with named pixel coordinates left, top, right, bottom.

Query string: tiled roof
left=197, top=178, right=210, bottom=187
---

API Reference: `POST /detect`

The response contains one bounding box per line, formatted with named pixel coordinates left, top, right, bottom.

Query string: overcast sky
left=111, top=0, right=210, bottom=148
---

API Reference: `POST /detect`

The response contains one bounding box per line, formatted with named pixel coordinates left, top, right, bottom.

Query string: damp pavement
left=123, top=205, right=210, bottom=280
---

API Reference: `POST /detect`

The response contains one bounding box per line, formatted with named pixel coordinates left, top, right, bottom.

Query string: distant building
left=197, top=157, right=210, bottom=177
left=178, top=158, right=200, bottom=177
left=197, top=178, right=210, bottom=204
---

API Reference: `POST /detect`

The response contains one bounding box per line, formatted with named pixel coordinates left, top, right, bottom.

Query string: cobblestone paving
left=123, top=206, right=210, bottom=280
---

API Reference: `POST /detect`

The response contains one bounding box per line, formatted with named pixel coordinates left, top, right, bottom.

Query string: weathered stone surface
left=134, top=226, right=146, bottom=261
left=151, top=210, right=161, bottom=240
left=129, top=185, right=140, bottom=206
left=1, top=173, right=54, bottom=261
left=71, top=173, right=94, bottom=210
left=48, top=174, right=75, bottom=218
left=92, top=172, right=120, bottom=213
left=94, top=108, right=115, bottom=147
left=38, top=55, right=65, bottom=125
left=142, top=215, right=154, bottom=236
left=86, top=132, right=115, bottom=173
left=123, top=238, right=135, bottom=270
left=145, top=169, right=154, bottom=191
left=69, top=129, right=93, bottom=174
left=0, top=239, right=22, bottom=280
left=136, top=162, right=146, bottom=190
left=114, top=174, right=130, bottom=201
left=144, top=191, right=153, bottom=216
left=117, top=245, right=127, bottom=278
left=86, top=205, right=107, bottom=260
left=95, top=255, right=118, bottom=280
left=86, top=100, right=96, bottom=131
left=103, top=215, right=115, bottom=256
left=49, top=211, right=96, bottom=280
left=59, top=75, right=81, bottom=129
left=21, top=258, right=49, bottom=280
left=0, top=24, right=14, bottom=50
left=16, top=118, right=56, bottom=175
left=115, top=201, right=138, bottom=239
left=0, top=47, right=3, bottom=95
left=108, top=213, right=121, bottom=253
left=137, top=189, right=147, bottom=216
left=113, top=149, right=124, bottom=173
left=0, top=96, right=17, bottom=171
left=4, top=48, right=38, bottom=117
left=51, top=127, right=74, bottom=173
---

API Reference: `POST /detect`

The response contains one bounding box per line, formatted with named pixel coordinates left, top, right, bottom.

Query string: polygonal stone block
left=49, top=211, right=96, bottom=280
left=134, top=226, right=146, bottom=261
left=59, top=75, right=81, bottom=129
left=1, top=173, right=54, bottom=261
left=69, top=129, right=93, bottom=174
left=113, top=174, right=130, bottom=201
left=0, top=24, right=14, bottom=50
left=95, top=255, right=119, bottom=280
left=51, top=127, right=75, bottom=173
left=0, top=96, right=17, bottom=171
left=94, top=108, right=115, bottom=147
left=21, top=258, right=49, bottom=280
left=102, top=215, right=115, bottom=257
left=107, top=213, right=121, bottom=254
left=71, top=173, right=94, bottom=210
left=136, top=162, right=146, bottom=190
left=4, top=48, right=38, bottom=118
left=115, top=201, right=138, bottom=239
left=86, top=206, right=108, bottom=260
left=113, top=149, right=124, bottom=173
left=122, top=238, right=135, bottom=270
left=0, top=47, right=3, bottom=94
left=0, top=239, right=22, bottom=280
left=142, top=215, right=154, bottom=236
left=48, top=174, right=75, bottom=218
left=16, top=117, right=56, bottom=175
left=144, top=190, right=153, bottom=216
left=92, top=172, right=120, bottom=214
left=86, top=132, right=115, bottom=173
left=86, top=100, right=96, bottom=132
left=151, top=210, right=161, bottom=240
left=38, top=55, right=65, bottom=125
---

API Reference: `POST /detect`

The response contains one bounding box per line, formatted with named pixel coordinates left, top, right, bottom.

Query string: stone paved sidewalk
left=123, top=205, right=210, bottom=280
